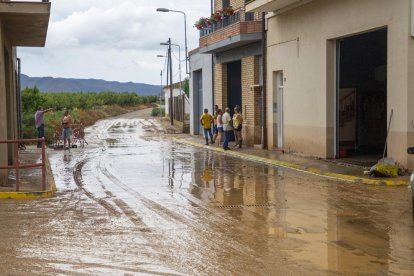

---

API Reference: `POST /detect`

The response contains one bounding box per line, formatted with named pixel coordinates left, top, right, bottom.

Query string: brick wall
left=214, top=55, right=262, bottom=146
left=215, top=63, right=227, bottom=110
left=241, top=55, right=261, bottom=145
left=215, top=0, right=245, bottom=11
left=199, top=21, right=262, bottom=48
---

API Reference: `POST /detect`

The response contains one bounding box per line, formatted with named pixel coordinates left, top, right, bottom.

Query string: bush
left=21, top=87, right=158, bottom=143
left=151, top=107, right=165, bottom=117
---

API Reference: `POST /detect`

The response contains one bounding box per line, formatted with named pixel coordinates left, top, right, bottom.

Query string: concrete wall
left=0, top=21, right=18, bottom=185
left=164, top=87, right=190, bottom=116
left=266, top=0, right=413, bottom=166
left=189, top=50, right=213, bottom=135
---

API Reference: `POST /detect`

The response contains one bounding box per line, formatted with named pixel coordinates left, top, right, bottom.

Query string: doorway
left=227, top=60, right=241, bottom=116
left=276, top=71, right=284, bottom=149
left=336, top=29, right=387, bottom=158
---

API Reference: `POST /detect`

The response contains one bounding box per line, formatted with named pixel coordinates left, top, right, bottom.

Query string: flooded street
left=1, top=109, right=414, bottom=275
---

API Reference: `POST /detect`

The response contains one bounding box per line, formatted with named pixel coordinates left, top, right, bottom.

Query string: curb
left=176, top=139, right=409, bottom=187
left=0, top=153, right=57, bottom=200
left=0, top=190, right=55, bottom=199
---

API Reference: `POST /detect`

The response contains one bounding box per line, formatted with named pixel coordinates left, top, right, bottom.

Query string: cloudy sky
left=17, top=0, right=211, bottom=85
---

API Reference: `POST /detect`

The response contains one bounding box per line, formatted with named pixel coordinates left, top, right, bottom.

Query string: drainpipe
left=261, top=12, right=267, bottom=149
left=212, top=55, right=215, bottom=112
left=211, top=0, right=215, bottom=112
left=16, top=58, right=22, bottom=140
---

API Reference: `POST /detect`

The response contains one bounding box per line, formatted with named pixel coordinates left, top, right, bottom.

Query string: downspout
left=16, top=58, right=22, bottom=140
left=211, top=0, right=215, bottom=111
left=212, top=55, right=215, bottom=111
left=261, top=12, right=267, bottom=149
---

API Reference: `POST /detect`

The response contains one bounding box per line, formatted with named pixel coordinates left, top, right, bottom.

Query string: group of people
left=35, top=107, right=73, bottom=149
left=200, top=104, right=243, bottom=151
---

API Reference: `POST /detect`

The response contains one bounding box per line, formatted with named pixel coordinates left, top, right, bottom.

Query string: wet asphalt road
left=0, top=109, right=414, bottom=275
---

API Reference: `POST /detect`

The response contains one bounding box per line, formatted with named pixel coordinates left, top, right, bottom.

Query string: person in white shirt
left=222, top=107, right=233, bottom=150
left=215, top=109, right=224, bottom=146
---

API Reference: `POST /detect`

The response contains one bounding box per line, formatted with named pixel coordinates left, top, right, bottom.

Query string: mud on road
left=0, top=108, right=413, bottom=275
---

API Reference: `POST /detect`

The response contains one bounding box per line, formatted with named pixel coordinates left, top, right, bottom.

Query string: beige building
left=195, top=0, right=265, bottom=146
left=247, top=0, right=414, bottom=167
left=0, top=0, right=50, bottom=185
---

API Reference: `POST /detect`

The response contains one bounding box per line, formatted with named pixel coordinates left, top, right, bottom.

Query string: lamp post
left=157, top=40, right=174, bottom=126
left=159, top=70, right=163, bottom=117
left=156, top=8, right=188, bottom=74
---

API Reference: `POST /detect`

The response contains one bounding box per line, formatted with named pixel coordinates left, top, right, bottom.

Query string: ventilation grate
left=216, top=203, right=274, bottom=209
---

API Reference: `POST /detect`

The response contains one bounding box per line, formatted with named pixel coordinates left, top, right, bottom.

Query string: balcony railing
left=200, top=10, right=262, bottom=38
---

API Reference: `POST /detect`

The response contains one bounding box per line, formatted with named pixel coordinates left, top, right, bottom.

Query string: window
left=245, top=12, right=254, bottom=21
left=222, top=0, right=230, bottom=8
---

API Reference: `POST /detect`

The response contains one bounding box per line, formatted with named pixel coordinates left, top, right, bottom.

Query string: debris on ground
left=363, top=158, right=403, bottom=177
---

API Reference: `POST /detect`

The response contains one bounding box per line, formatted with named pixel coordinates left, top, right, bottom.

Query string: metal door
left=277, top=72, right=284, bottom=149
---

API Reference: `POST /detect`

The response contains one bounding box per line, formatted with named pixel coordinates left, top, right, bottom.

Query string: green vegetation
left=151, top=107, right=165, bottom=117
left=22, top=87, right=157, bottom=143
left=182, top=78, right=189, bottom=97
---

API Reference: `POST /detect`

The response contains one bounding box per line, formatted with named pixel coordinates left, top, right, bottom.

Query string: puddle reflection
left=163, top=148, right=413, bottom=274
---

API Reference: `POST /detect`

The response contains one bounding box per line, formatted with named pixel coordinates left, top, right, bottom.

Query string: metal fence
left=200, top=10, right=260, bottom=38
left=169, top=94, right=186, bottom=122
left=0, top=138, right=46, bottom=192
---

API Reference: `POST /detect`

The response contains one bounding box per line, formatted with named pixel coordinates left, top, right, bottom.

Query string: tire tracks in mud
left=73, top=116, right=268, bottom=273
left=97, top=157, right=189, bottom=226
left=73, top=157, right=122, bottom=217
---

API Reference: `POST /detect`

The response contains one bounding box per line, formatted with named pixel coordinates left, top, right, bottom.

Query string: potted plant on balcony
left=204, top=18, right=213, bottom=27
left=211, top=12, right=222, bottom=23
left=194, top=21, right=203, bottom=30
left=194, top=17, right=208, bottom=30
left=222, top=6, right=234, bottom=17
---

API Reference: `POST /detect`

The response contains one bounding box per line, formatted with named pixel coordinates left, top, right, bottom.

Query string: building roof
left=0, top=1, right=51, bottom=46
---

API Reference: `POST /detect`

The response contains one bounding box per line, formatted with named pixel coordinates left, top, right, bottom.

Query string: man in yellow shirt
left=200, top=108, right=214, bottom=145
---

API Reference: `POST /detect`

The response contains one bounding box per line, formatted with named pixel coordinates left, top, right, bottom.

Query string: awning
left=246, top=0, right=313, bottom=13
left=0, top=1, right=51, bottom=47
left=200, top=33, right=262, bottom=54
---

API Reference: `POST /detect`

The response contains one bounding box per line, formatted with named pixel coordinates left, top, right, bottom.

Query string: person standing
left=212, top=104, right=219, bottom=144
left=34, top=106, right=53, bottom=148
left=215, top=109, right=224, bottom=147
left=62, top=109, right=72, bottom=150
left=200, top=108, right=214, bottom=145
left=232, top=106, right=243, bottom=148
left=222, top=107, right=233, bottom=151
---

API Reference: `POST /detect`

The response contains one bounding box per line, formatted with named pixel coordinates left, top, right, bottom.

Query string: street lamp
left=156, top=8, right=188, bottom=74
left=159, top=70, right=163, bottom=117
left=157, top=38, right=174, bottom=125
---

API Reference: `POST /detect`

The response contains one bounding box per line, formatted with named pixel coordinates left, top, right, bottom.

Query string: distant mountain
left=20, top=74, right=161, bottom=96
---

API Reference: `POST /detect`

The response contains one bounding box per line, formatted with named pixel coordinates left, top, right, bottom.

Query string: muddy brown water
left=0, top=109, right=413, bottom=275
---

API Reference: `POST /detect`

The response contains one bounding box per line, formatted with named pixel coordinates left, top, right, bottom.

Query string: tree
left=21, top=86, right=45, bottom=112
left=182, top=77, right=189, bottom=97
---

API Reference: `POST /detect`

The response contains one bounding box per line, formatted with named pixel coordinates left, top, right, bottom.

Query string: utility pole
left=168, top=38, right=174, bottom=125
left=160, top=70, right=163, bottom=118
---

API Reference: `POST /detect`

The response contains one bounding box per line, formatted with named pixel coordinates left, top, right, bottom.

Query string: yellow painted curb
left=176, top=139, right=409, bottom=187
left=0, top=152, right=57, bottom=200
left=0, top=190, right=55, bottom=199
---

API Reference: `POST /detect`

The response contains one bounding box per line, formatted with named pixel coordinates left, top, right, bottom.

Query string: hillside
left=20, top=74, right=161, bottom=96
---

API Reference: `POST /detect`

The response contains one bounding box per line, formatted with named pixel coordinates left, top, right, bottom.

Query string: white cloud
left=17, top=0, right=211, bottom=84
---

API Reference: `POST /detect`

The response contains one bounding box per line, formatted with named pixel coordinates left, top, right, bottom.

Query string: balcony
left=246, top=0, right=313, bottom=13
left=199, top=10, right=262, bottom=54
left=0, top=0, right=51, bottom=46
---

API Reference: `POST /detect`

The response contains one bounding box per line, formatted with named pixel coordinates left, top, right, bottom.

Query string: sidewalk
left=176, top=135, right=410, bottom=186
left=0, top=146, right=56, bottom=199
